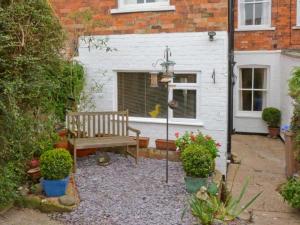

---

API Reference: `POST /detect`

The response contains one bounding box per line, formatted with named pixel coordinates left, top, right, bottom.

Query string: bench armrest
left=127, top=126, right=141, bottom=135
left=67, top=129, right=77, bottom=138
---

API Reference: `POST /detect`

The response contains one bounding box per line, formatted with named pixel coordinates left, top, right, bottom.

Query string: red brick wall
left=49, top=0, right=228, bottom=35
left=234, top=0, right=300, bottom=50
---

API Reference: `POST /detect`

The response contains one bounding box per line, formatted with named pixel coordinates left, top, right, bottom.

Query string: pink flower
left=175, top=132, right=179, bottom=138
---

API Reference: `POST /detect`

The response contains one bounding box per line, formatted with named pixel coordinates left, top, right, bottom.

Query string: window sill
left=292, top=26, right=300, bottom=30
left=235, top=111, right=262, bottom=118
left=128, top=117, right=203, bottom=127
left=110, top=5, right=175, bottom=14
left=235, top=27, right=275, bottom=32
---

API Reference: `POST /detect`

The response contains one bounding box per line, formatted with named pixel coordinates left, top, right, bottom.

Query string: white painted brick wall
left=78, top=32, right=228, bottom=174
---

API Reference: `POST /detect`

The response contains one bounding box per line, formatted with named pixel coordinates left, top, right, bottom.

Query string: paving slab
left=227, top=135, right=300, bottom=224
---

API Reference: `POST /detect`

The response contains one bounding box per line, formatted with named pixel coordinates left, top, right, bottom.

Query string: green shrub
left=181, top=144, right=215, bottom=178
left=262, top=107, right=281, bottom=127
left=0, top=162, right=24, bottom=208
left=175, top=131, right=219, bottom=159
left=40, top=149, right=73, bottom=180
left=280, top=178, right=300, bottom=208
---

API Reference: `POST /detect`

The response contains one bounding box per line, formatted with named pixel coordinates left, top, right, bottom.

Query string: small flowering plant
left=281, top=124, right=291, bottom=133
left=175, top=131, right=220, bottom=159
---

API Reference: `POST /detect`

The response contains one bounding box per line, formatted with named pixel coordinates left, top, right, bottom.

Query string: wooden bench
left=66, top=111, right=140, bottom=171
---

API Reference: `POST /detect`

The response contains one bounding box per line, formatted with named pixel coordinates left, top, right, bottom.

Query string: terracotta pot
left=132, top=137, right=150, bottom=148
left=284, top=132, right=298, bottom=177
left=54, top=140, right=69, bottom=149
left=57, top=129, right=67, bottom=138
left=29, top=159, right=40, bottom=169
left=155, top=139, right=177, bottom=151
left=69, top=148, right=96, bottom=157
left=27, top=167, right=41, bottom=181
left=268, top=127, right=280, bottom=138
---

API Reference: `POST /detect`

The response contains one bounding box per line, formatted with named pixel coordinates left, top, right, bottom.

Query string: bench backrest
left=66, top=111, right=129, bottom=138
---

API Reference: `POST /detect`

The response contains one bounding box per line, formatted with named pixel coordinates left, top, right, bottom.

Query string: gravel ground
left=50, top=152, right=196, bottom=225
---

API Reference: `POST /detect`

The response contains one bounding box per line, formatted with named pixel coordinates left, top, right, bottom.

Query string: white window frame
left=114, top=71, right=202, bottom=126
left=297, top=0, right=300, bottom=26
left=169, top=72, right=200, bottom=123
left=238, top=0, right=272, bottom=30
left=237, top=66, right=269, bottom=117
left=111, top=0, right=175, bottom=14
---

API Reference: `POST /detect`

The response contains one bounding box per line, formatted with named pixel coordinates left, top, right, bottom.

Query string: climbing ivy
left=0, top=0, right=85, bottom=207
left=289, top=68, right=300, bottom=145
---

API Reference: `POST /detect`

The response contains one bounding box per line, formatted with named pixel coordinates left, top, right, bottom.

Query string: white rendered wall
left=233, top=51, right=282, bottom=133
left=78, top=32, right=229, bottom=174
left=233, top=51, right=300, bottom=136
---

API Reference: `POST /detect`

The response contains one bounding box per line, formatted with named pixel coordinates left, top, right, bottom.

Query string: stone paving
left=227, top=134, right=300, bottom=225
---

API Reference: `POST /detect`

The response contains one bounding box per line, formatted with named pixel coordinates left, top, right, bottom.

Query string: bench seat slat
left=68, top=136, right=137, bottom=150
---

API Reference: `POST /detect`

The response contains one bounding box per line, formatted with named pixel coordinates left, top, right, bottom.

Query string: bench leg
left=135, top=144, right=139, bottom=164
left=73, top=147, right=77, bottom=173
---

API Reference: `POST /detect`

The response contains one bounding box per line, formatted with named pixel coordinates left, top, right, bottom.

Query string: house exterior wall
left=78, top=32, right=229, bottom=174
left=234, top=0, right=300, bottom=51
left=233, top=0, right=300, bottom=134
left=49, top=0, right=228, bottom=35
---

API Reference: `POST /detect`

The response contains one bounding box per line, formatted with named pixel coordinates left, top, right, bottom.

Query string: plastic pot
left=42, top=176, right=69, bottom=197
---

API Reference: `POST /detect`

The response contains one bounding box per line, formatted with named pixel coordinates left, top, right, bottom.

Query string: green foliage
left=183, top=178, right=262, bottom=225
left=289, top=68, right=300, bottom=147
left=181, top=144, right=215, bottom=178
left=40, top=149, right=73, bottom=180
left=0, top=162, right=24, bottom=208
left=175, top=131, right=219, bottom=159
left=280, top=178, right=300, bottom=208
left=0, top=0, right=84, bottom=205
left=262, top=107, right=281, bottom=127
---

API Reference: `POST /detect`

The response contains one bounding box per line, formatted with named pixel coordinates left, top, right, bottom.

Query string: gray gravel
left=50, top=152, right=196, bottom=225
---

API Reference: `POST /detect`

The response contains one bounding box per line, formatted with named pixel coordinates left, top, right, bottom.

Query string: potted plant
left=181, top=144, right=215, bottom=193
left=262, top=107, right=281, bottom=138
left=40, top=148, right=73, bottom=197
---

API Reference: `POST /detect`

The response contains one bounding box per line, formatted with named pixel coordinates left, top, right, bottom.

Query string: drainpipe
left=227, top=0, right=235, bottom=161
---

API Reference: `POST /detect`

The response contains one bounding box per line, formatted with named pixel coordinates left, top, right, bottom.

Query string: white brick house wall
left=78, top=32, right=229, bottom=174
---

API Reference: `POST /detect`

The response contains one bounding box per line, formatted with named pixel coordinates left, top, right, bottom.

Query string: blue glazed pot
left=184, top=176, right=208, bottom=193
left=42, top=176, right=70, bottom=197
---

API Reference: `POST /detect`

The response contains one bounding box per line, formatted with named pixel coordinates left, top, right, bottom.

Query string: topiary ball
left=40, top=148, right=73, bottom=180
left=262, top=107, right=281, bottom=128
left=181, top=144, right=215, bottom=178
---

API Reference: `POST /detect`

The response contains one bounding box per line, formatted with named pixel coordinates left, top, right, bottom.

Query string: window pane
left=173, top=74, right=196, bottom=83
left=245, top=3, right=254, bottom=25
left=253, top=91, right=266, bottom=111
left=241, top=68, right=252, bottom=88
left=240, top=90, right=252, bottom=111
left=118, top=73, right=167, bottom=118
left=173, top=90, right=196, bottom=119
left=124, top=0, right=167, bottom=4
left=254, top=68, right=266, bottom=89
left=123, top=0, right=143, bottom=5
left=254, top=3, right=263, bottom=25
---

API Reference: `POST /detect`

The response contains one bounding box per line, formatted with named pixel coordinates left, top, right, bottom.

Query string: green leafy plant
left=175, top=131, right=220, bottom=158
left=0, top=162, right=24, bottom=209
left=182, top=178, right=262, bottom=225
left=262, top=107, right=281, bottom=127
left=280, top=178, right=300, bottom=208
left=181, top=144, right=215, bottom=178
left=289, top=68, right=300, bottom=148
left=40, top=149, right=73, bottom=180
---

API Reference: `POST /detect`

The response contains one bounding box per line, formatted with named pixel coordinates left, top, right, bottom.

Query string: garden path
left=227, top=134, right=300, bottom=225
